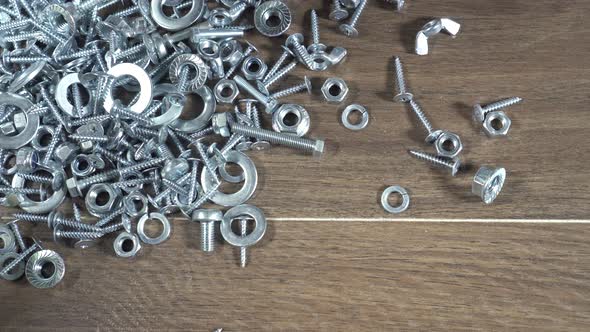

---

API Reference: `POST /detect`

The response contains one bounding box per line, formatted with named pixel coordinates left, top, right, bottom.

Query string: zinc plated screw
left=53, top=224, right=103, bottom=244
left=339, top=0, right=368, bottom=37
left=329, top=0, right=349, bottom=21
left=230, top=122, right=325, bottom=157
left=257, top=59, right=298, bottom=94
left=0, top=186, right=43, bottom=195
left=94, top=207, right=125, bottom=228
left=14, top=211, right=103, bottom=232
left=473, top=97, right=523, bottom=123
left=408, top=99, right=442, bottom=143
left=242, top=100, right=270, bottom=150
left=39, top=86, right=70, bottom=132
left=15, top=172, right=64, bottom=191
left=308, top=9, right=326, bottom=53
left=196, top=141, right=220, bottom=183
left=0, top=240, right=40, bottom=277
left=233, top=75, right=278, bottom=113
left=271, top=76, right=312, bottom=99
left=393, top=57, right=413, bottom=102
left=408, top=149, right=461, bottom=176
left=187, top=159, right=199, bottom=203
left=239, top=218, right=248, bottom=268
left=6, top=220, right=26, bottom=252
left=183, top=181, right=222, bottom=215
left=285, top=33, right=315, bottom=70
left=263, top=46, right=294, bottom=82
left=42, top=124, right=63, bottom=165
left=192, top=209, right=223, bottom=253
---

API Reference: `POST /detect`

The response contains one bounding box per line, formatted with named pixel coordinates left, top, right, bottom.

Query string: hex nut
left=85, top=183, right=122, bottom=217
left=113, top=232, right=141, bottom=258
left=241, top=56, right=267, bottom=81
left=483, top=111, right=511, bottom=137
left=214, top=79, right=239, bottom=104
left=321, top=77, right=349, bottom=103
left=434, top=131, right=463, bottom=158
left=123, top=191, right=148, bottom=218
left=54, top=142, right=79, bottom=164
left=271, top=104, right=310, bottom=137
left=212, top=112, right=231, bottom=138
left=15, top=147, right=38, bottom=173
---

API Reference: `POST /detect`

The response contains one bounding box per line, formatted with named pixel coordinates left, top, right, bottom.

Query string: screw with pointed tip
left=408, top=99, right=442, bottom=143
left=408, top=149, right=461, bottom=176
left=286, top=33, right=315, bottom=70
left=0, top=239, right=40, bottom=277
left=257, top=59, right=297, bottom=95
left=263, top=45, right=294, bottom=82
left=15, top=172, right=64, bottom=191
left=53, top=224, right=103, bottom=247
left=308, top=9, right=326, bottom=53
left=393, top=57, right=413, bottom=102
left=339, top=0, right=368, bottom=37
left=473, top=97, right=523, bottom=123
left=271, top=76, right=312, bottom=100
left=6, top=220, right=26, bottom=252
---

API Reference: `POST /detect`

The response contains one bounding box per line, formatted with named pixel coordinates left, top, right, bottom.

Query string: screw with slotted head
left=408, top=149, right=461, bottom=176
left=473, top=97, right=523, bottom=123
left=339, top=0, right=368, bottom=37
left=191, top=209, right=223, bottom=253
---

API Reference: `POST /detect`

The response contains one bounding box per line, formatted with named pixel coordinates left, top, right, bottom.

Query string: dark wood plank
left=1, top=222, right=589, bottom=331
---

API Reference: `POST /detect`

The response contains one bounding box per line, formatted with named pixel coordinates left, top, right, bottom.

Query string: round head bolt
left=434, top=131, right=463, bottom=158
left=212, top=112, right=232, bottom=137
left=16, top=147, right=38, bottom=173
left=472, top=166, right=506, bottom=204
left=482, top=111, right=511, bottom=137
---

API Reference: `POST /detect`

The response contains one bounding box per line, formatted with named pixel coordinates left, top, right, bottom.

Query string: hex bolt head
left=472, top=167, right=507, bottom=204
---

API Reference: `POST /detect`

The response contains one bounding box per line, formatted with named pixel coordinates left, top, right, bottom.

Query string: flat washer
left=381, top=186, right=410, bottom=214
left=55, top=73, right=92, bottom=117
left=0, top=92, right=39, bottom=149
left=220, top=204, right=267, bottom=247
left=151, top=0, right=204, bottom=31
left=0, top=252, right=24, bottom=280
left=137, top=213, right=171, bottom=245
left=25, top=249, right=65, bottom=288
left=170, top=86, right=216, bottom=133
left=104, top=63, right=153, bottom=114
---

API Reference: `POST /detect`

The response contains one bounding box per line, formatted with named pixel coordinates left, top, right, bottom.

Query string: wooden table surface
left=2, top=0, right=590, bottom=330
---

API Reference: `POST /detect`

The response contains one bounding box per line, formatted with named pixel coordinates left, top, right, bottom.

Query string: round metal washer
left=104, top=63, right=153, bottom=114
left=151, top=0, right=204, bottom=31
left=137, top=213, right=171, bottom=245
left=220, top=204, right=267, bottom=247
left=341, top=104, right=369, bottom=131
left=254, top=0, right=292, bottom=37
left=55, top=73, right=92, bottom=117
left=11, top=161, right=66, bottom=214
left=381, top=186, right=410, bottom=214
left=201, top=150, right=258, bottom=207
left=0, top=92, right=39, bottom=149
left=0, top=225, right=16, bottom=254
left=169, top=54, right=209, bottom=92
left=114, top=232, right=141, bottom=258
left=0, top=252, right=24, bottom=280
left=25, top=249, right=65, bottom=288
left=170, top=86, right=216, bottom=132
left=151, top=84, right=185, bottom=127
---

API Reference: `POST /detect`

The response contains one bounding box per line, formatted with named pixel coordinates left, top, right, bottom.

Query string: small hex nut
left=434, top=131, right=463, bottom=158
left=321, top=77, right=349, bottom=103
left=483, top=111, right=511, bottom=137
left=241, top=56, right=267, bottom=81
left=16, top=147, right=38, bottom=173
left=123, top=191, right=148, bottom=218
left=212, top=112, right=231, bottom=137
left=55, top=142, right=79, bottom=164
left=214, top=79, right=239, bottom=104
left=85, top=183, right=122, bottom=217
left=113, top=231, right=141, bottom=258
left=271, top=104, right=311, bottom=137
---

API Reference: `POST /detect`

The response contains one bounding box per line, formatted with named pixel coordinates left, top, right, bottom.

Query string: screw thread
left=249, top=104, right=262, bottom=129
left=162, top=178, right=189, bottom=196
left=271, top=81, right=308, bottom=99
left=14, top=212, right=47, bottom=223
left=72, top=203, right=82, bottom=223
left=0, top=18, right=30, bottom=31
left=393, top=57, right=409, bottom=96
left=185, top=181, right=221, bottom=215
left=8, top=56, right=51, bottom=64
left=114, top=44, right=145, bottom=61
left=56, top=48, right=99, bottom=61
left=229, top=2, right=247, bottom=16
left=264, top=49, right=291, bottom=82
left=0, top=243, right=38, bottom=276
left=57, top=229, right=103, bottom=239
left=349, top=0, right=368, bottom=27
left=408, top=150, right=455, bottom=169
left=69, top=134, right=108, bottom=142
left=196, top=142, right=220, bottom=182
left=231, top=123, right=318, bottom=153
left=133, top=126, right=159, bottom=139
left=332, top=0, right=344, bottom=11
left=78, top=0, right=103, bottom=13
left=291, top=41, right=314, bottom=69
left=30, top=20, right=66, bottom=44
left=69, top=115, right=110, bottom=127
left=56, top=217, right=102, bottom=232
left=200, top=220, right=216, bottom=252
left=187, top=160, right=199, bottom=203
left=0, top=187, right=40, bottom=194
left=97, top=0, right=122, bottom=11
left=42, top=124, right=63, bottom=164
left=119, top=157, right=167, bottom=176
left=93, top=146, right=131, bottom=166
left=113, top=176, right=154, bottom=189
left=239, top=219, right=247, bottom=268
left=408, top=100, right=434, bottom=134
left=16, top=173, right=52, bottom=184
left=152, top=173, right=191, bottom=203
left=190, top=126, right=214, bottom=140
left=112, top=5, right=139, bottom=17
left=482, top=97, right=523, bottom=115
left=220, top=133, right=244, bottom=156
left=78, top=170, right=119, bottom=189
left=95, top=207, right=125, bottom=227
left=40, top=86, right=68, bottom=129
left=101, top=221, right=123, bottom=234
left=310, top=9, right=320, bottom=46
left=142, top=100, right=163, bottom=117
left=4, top=32, right=44, bottom=43
left=8, top=221, right=26, bottom=252
left=0, top=107, right=14, bottom=123
left=263, top=60, right=297, bottom=88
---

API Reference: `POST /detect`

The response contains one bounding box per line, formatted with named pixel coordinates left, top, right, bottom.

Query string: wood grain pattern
left=1, top=0, right=590, bottom=330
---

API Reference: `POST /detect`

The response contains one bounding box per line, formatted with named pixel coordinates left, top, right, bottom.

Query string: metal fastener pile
left=0, top=0, right=521, bottom=289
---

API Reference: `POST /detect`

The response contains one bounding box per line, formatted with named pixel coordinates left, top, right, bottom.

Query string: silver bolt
left=192, top=209, right=223, bottom=253
left=233, top=75, right=278, bottom=113
left=339, top=0, right=368, bottom=37
left=271, top=76, right=312, bottom=99
left=230, top=122, right=325, bottom=157
left=393, top=57, right=413, bottom=102
left=408, top=149, right=461, bottom=176
left=14, top=211, right=102, bottom=232
left=239, top=218, right=248, bottom=268
left=473, top=97, right=523, bottom=123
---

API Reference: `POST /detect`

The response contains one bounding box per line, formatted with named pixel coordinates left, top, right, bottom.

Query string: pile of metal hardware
left=0, top=0, right=520, bottom=289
